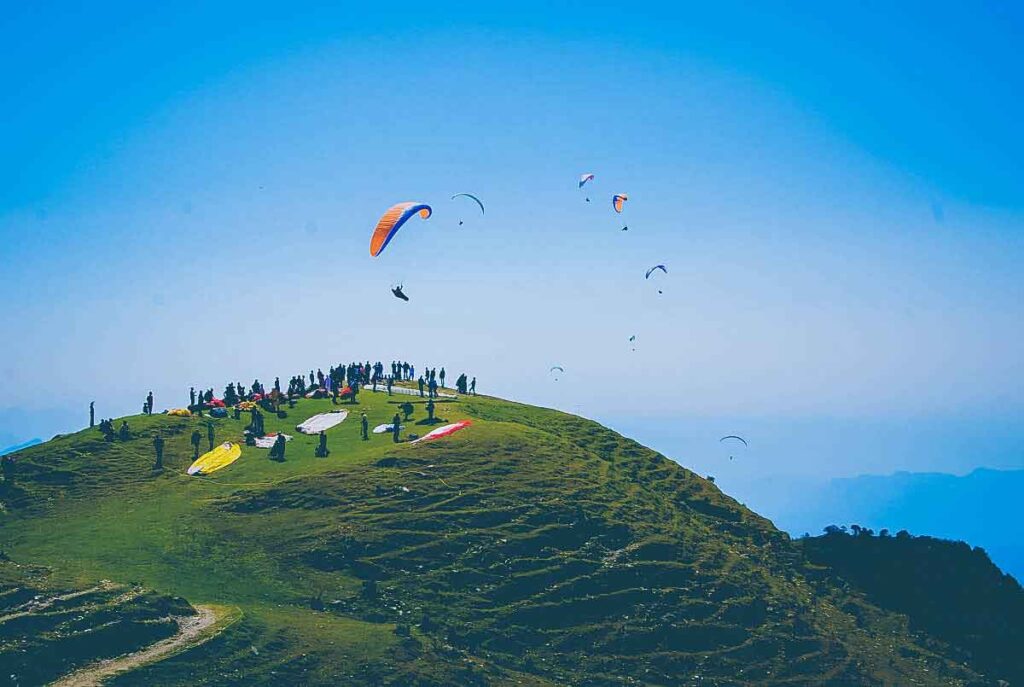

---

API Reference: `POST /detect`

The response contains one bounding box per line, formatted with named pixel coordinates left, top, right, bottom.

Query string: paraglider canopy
left=549, top=365, right=565, bottom=373
left=612, top=194, right=629, bottom=213
left=451, top=193, right=485, bottom=215
left=645, top=264, right=668, bottom=279
left=578, top=173, right=595, bottom=189
left=370, top=202, right=432, bottom=257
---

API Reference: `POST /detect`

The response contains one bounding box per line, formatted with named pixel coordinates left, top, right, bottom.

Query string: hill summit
left=0, top=382, right=1019, bottom=686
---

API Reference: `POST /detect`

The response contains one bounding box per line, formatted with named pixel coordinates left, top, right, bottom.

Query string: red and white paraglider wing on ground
left=411, top=420, right=472, bottom=444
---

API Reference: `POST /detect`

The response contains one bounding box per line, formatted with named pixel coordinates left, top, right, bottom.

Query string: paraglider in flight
left=370, top=202, right=432, bottom=257
left=452, top=193, right=485, bottom=226
left=579, top=173, right=595, bottom=202
left=720, top=435, right=748, bottom=461
left=391, top=284, right=409, bottom=302
left=549, top=365, right=565, bottom=381
left=451, top=193, right=485, bottom=214
left=612, top=194, right=628, bottom=213
left=621, top=226, right=629, bottom=231
left=645, top=264, right=668, bottom=294
left=629, top=334, right=636, bottom=351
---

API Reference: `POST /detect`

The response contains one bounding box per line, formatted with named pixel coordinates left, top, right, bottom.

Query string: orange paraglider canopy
left=370, top=202, right=432, bottom=256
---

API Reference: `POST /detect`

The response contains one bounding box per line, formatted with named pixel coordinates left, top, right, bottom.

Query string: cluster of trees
left=812, top=524, right=912, bottom=539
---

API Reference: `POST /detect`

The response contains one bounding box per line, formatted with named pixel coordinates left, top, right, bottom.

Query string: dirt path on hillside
left=0, top=580, right=121, bottom=623
left=51, top=604, right=233, bottom=687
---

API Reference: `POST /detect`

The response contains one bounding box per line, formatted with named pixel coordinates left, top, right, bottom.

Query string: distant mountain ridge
left=763, top=467, right=1024, bottom=580
left=0, top=437, right=42, bottom=456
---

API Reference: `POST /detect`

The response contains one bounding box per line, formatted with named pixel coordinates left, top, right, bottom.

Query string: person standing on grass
left=426, top=397, right=436, bottom=423
left=89, top=401, right=95, bottom=428
left=392, top=413, right=402, bottom=443
left=418, top=376, right=425, bottom=397
left=146, top=391, right=154, bottom=415
left=470, top=377, right=476, bottom=395
left=190, top=429, right=202, bottom=459
left=270, top=433, right=286, bottom=462
left=386, top=376, right=393, bottom=396
left=207, top=422, right=215, bottom=451
left=190, top=387, right=196, bottom=408
left=361, top=413, right=369, bottom=440
left=439, top=368, right=446, bottom=388
left=153, top=432, right=164, bottom=470
left=316, top=430, right=329, bottom=457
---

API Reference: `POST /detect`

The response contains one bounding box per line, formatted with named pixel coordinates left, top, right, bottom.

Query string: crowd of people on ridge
left=67, top=358, right=479, bottom=474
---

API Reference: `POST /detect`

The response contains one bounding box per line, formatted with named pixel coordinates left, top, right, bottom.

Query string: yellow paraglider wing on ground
left=187, top=442, right=241, bottom=476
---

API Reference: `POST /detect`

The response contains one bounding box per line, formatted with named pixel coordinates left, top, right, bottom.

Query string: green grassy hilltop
left=0, top=387, right=1014, bottom=685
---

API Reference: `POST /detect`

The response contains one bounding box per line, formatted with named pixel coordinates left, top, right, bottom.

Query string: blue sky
left=2, top=3, right=1022, bottom=497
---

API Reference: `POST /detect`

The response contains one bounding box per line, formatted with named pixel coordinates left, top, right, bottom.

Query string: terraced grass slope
left=0, top=561, right=193, bottom=686
left=0, top=386, right=1008, bottom=685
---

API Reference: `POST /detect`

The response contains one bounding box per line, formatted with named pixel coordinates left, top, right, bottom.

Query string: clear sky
left=2, top=3, right=1022, bottom=496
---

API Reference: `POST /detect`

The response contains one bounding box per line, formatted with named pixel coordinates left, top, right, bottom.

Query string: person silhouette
left=391, top=413, right=402, bottom=443
left=153, top=432, right=164, bottom=470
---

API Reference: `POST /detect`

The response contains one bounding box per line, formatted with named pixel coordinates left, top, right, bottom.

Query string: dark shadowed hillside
left=800, top=529, right=1024, bottom=686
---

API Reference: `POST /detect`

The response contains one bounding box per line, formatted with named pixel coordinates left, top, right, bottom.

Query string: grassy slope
left=0, top=561, right=194, bottom=686
left=0, top=387, right=997, bottom=685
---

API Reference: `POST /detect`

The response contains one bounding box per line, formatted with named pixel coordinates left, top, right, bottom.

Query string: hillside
left=800, top=529, right=1024, bottom=687
left=0, top=385, right=1015, bottom=686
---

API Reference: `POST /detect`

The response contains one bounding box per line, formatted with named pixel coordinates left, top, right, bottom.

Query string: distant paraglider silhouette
left=720, top=435, right=748, bottom=460
left=645, top=264, right=668, bottom=294
left=578, top=173, right=595, bottom=202
left=391, top=284, right=410, bottom=302
left=451, top=193, right=485, bottom=226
